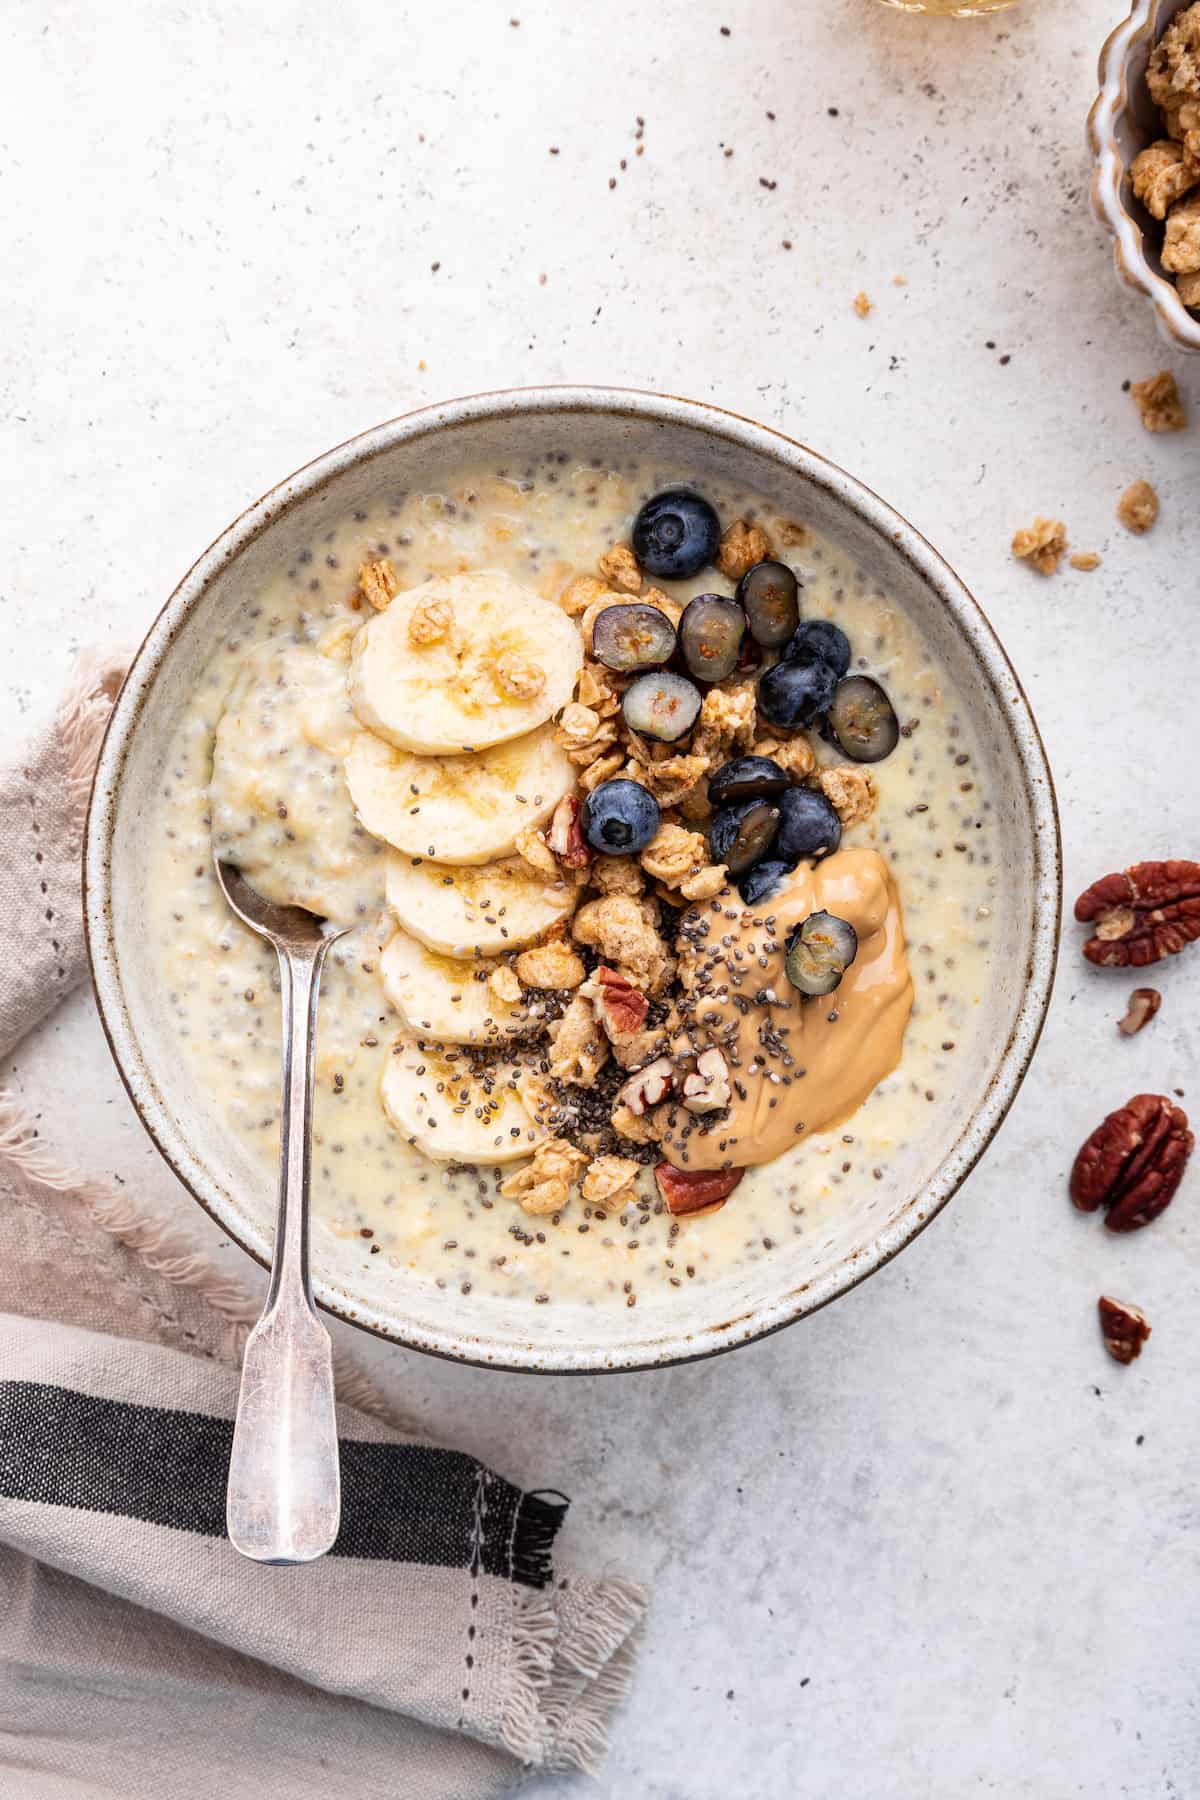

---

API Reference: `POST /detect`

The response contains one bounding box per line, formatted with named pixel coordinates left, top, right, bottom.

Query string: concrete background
left=3, top=0, right=1198, bottom=1793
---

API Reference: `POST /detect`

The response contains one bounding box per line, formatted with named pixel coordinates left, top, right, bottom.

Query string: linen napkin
left=0, top=661, right=646, bottom=1799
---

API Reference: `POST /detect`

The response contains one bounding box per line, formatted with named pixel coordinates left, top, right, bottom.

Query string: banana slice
left=344, top=725, right=575, bottom=864
left=379, top=928, right=540, bottom=1044
left=385, top=852, right=578, bottom=958
left=380, top=1039, right=547, bottom=1164
left=348, top=571, right=582, bottom=754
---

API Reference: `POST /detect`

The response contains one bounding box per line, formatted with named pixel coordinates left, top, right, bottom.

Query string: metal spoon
left=215, top=858, right=347, bottom=1564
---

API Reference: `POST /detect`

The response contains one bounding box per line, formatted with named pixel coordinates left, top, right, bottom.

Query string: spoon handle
left=226, top=939, right=341, bottom=1564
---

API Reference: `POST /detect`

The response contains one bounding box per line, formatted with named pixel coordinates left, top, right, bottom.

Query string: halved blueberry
left=785, top=618, right=851, bottom=680
left=708, top=755, right=790, bottom=807
left=631, top=489, right=721, bottom=580
left=757, top=653, right=838, bottom=730
left=775, top=787, right=842, bottom=864
left=784, top=911, right=858, bottom=997
left=621, top=670, right=702, bottom=742
left=678, top=594, right=746, bottom=684
left=592, top=603, right=677, bottom=673
left=737, top=859, right=793, bottom=907
left=828, top=675, right=899, bottom=763
left=710, top=798, right=781, bottom=877
left=736, top=560, right=800, bottom=648
left=582, top=779, right=661, bottom=855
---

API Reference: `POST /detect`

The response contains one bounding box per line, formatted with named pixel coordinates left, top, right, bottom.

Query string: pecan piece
left=654, top=1162, right=745, bottom=1218
left=1117, top=987, right=1162, bottom=1037
left=1074, top=859, right=1200, bottom=967
left=546, top=794, right=591, bottom=868
left=584, top=965, right=649, bottom=1042
left=1098, top=1296, right=1152, bottom=1365
left=680, top=1047, right=732, bottom=1114
left=1070, top=1093, right=1193, bottom=1231
left=616, top=1056, right=675, bottom=1117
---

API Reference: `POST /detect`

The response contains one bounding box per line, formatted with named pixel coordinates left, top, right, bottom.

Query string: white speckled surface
left=4, top=1, right=1199, bottom=1793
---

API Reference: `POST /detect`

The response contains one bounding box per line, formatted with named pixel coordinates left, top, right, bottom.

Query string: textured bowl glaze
left=84, top=388, right=1061, bottom=1373
left=1090, top=0, right=1200, bottom=353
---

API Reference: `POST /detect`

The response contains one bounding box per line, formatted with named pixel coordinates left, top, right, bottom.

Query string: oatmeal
left=143, top=456, right=998, bottom=1312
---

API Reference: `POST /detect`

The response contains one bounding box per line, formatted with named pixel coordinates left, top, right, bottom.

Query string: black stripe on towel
left=0, top=1381, right=566, bottom=1586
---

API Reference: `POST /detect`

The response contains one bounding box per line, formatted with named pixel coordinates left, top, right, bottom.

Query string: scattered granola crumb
left=1130, top=139, right=1200, bottom=221
left=715, top=519, right=772, bottom=581
left=488, top=964, right=522, bottom=1006
left=1012, top=516, right=1068, bottom=575
left=515, top=940, right=586, bottom=990
left=358, top=556, right=399, bottom=613
left=597, top=543, right=642, bottom=592
left=557, top=573, right=608, bottom=618
left=1131, top=369, right=1187, bottom=432
left=818, top=764, right=878, bottom=827
left=1068, top=551, right=1102, bottom=572
left=500, top=1138, right=588, bottom=1216
left=408, top=593, right=454, bottom=645
left=892, top=274, right=907, bottom=287
left=1117, top=479, right=1160, bottom=533
left=494, top=650, right=546, bottom=700
left=853, top=291, right=872, bottom=319
left=1163, top=189, right=1200, bottom=272
left=581, top=1155, right=642, bottom=1205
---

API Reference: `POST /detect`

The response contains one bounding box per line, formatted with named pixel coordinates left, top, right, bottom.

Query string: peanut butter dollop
left=659, top=847, right=913, bottom=1171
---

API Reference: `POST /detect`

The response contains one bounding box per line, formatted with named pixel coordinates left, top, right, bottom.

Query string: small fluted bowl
left=1090, top=0, right=1200, bottom=352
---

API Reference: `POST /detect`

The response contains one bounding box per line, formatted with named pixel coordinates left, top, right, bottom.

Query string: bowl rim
left=84, top=385, right=1062, bottom=1374
left=1088, top=0, right=1200, bottom=354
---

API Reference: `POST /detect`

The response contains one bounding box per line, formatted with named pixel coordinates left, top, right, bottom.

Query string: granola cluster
left=1132, top=2, right=1200, bottom=313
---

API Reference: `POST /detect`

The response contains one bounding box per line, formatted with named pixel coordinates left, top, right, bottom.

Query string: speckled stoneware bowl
left=1090, top=0, right=1200, bottom=352
left=85, top=388, right=1061, bottom=1374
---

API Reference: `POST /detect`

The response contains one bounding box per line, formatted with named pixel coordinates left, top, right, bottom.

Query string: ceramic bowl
left=84, top=388, right=1061, bottom=1373
left=1090, top=0, right=1200, bottom=353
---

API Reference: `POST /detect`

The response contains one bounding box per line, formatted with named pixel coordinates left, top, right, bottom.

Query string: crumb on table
left=1131, top=369, right=1187, bottom=433
left=853, top=291, right=872, bottom=319
left=1012, top=517, right=1068, bottom=575
left=1069, top=551, right=1102, bottom=572
left=1117, top=479, right=1160, bottom=533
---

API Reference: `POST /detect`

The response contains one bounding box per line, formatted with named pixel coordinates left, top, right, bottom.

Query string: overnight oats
left=145, top=461, right=998, bottom=1312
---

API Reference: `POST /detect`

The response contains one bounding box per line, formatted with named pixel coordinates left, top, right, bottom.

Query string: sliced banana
left=344, top=725, right=575, bottom=864
left=385, top=852, right=577, bottom=958
left=380, top=1038, right=547, bottom=1164
left=379, top=928, right=541, bottom=1044
left=348, top=570, right=583, bottom=754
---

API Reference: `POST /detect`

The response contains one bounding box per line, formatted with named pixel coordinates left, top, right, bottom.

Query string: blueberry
left=678, top=594, right=746, bottom=683
left=737, top=859, right=793, bottom=907
left=785, top=618, right=851, bottom=680
left=622, top=670, right=702, bottom=742
left=757, top=653, right=838, bottom=730
left=828, top=675, right=899, bottom=763
left=710, top=798, right=781, bottom=877
left=708, top=754, right=790, bottom=807
left=775, top=787, right=842, bottom=864
left=784, top=910, right=859, bottom=997
left=631, top=489, right=721, bottom=580
left=582, top=779, right=661, bottom=855
left=736, top=560, right=800, bottom=648
left=591, top=603, right=677, bottom=673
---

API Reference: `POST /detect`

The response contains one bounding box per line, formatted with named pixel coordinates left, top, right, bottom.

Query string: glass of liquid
left=876, top=0, right=1020, bottom=12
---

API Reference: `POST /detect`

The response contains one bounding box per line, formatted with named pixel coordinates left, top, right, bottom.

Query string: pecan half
left=681, top=1047, right=732, bottom=1114
left=586, top=965, right=649, bottom=1042
left=616, top=1056, right=674, bottom=1117
left=1097, top=1296, right=1151, bottom=1365
left=1075, top=860, right=1200, bottom=968
left=1070, top=1093, right=1193, bottom=1231
left=1117, top=987, right=1162, bottom=1037
left=546, top=794, right=591, bottom=869
left=654, top=1162, right=745, bottom=1217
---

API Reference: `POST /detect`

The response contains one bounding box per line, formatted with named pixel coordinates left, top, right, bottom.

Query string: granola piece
left=818, top=764, right=878, bottom=829
left=317, top=617, right=358, bottom=660
left=641, top=586, right=684, bottom=629
left=558, top=573, right=608, bottom=618
left=1131, top=139, right=1200, bottom=220
left=715, top=519, right=772, bottom=582
left=679, top=863, right=728, bottom=901
left=580, top=590, right=632, bottom=652
left=515, top=940, right=586, bottom=990
left=1131, top=369, right=1187, bottom=432
left=640, top=821, right=709, bottom=887
left=1147, top=2, right=1200, bottom=111
left=495, top=651, right=546, bottom=701
left=1164, top=190, right=1200, bottom=273
left=623, top=752, right=709, bottom=809
left=1178, top=267, right=1200, bottom=307
left=692, top=680, right=757, bottom=762
left=597, top=544, right=642, bottom=593
left=514, top=825, right=559, bottom=880
left=358, top=556, right=399, bottom=613
left=577, top=660, right=625, bottom=718
left=610, top=1101, right=662, bottom=1144
left=555, top=704, right=620, bottom=768
left=611, top=1025, right=668, bottom=1070
left=677, top=776, right=713, bottom=825
left=488, top=964, right=522, bottom=1006
left=579, top=748, right=627, bottom=792
left=1117, top=479, right=1160, bottom=534
left=1011, top=517, right=1068, bottom=575
left=853, top=290, right=872, bottom=319
left=547, top=994, right=609, bottom=1084
left=582, top=1154, right=642, bottom=1205
left=589, top=855, right=644, bottom=896
left=515, top=1067, right=560, bottom=1132
left=499, top=1137, right=588, bottom=1216
left=571, top=893, right=674, bottom=993
left=752, top=734, right=816, bottom=779
left=405, top=594, right=452, bottom=646
left=1167, top=97, right=1200, bottom=161
left=1069, top=551, right=1102, bottom=572
left=775, top=517, right=811, bottom=548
